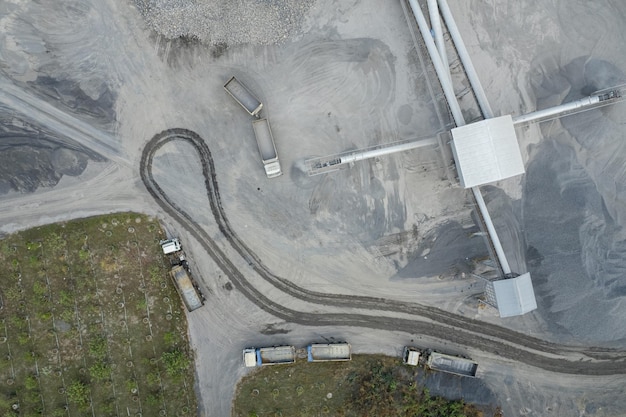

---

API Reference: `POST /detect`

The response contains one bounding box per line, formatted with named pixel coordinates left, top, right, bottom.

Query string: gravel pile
left=134, top=0, right=316, bottom=46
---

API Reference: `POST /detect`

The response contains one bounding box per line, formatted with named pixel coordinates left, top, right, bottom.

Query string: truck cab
left=243, top=348, right=258, bottom=367
left=264, top=160, right=282, bottom=178
left=403, top=346, right=421, bottom=366
left=159, top=238, right=181, bottom=254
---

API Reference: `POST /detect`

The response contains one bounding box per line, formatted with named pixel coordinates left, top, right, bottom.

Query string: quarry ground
left=0, top=0, right=625, bottom=416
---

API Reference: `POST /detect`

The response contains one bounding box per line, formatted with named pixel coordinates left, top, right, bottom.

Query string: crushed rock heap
left=134, top=0, right=317, bottom=45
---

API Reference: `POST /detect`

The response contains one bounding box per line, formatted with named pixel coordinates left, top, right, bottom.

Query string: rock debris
left=133, top=0, right=316, bottom=45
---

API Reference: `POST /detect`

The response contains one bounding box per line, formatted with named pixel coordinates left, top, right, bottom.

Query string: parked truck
left=425, top=351, right=478, bottom=378
left=252, top=118, right=282, bottom=178
left=159, top=238, right=205, bottom=312
left=224, top=76, right=263, bottom=117
left=307, top=343, right=352, bottom=362
left=243, top=346, right=296, bottom=367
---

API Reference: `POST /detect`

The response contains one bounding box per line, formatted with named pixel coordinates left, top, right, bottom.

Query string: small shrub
left=161, top=349, right=190, bottom=377
left=100, top=400, right=115, bottom=413
left=24, top=375, right=38, bottom=390
left=38, top=311, right=52, bottom=321
left=136, top=299, right=148, bottom=311
left=23, top=351, right=37, bottom=363
left=0, top=242, right=11, bottom=255
left=5, top=286, right=21, bottom=301
left=88, top=335, right=107, bottom=359
left=149, top=266, right=161, bottom=284
left=126, top=379, right=138, bottom=393
left=59, top=309, right=74, bottom=322
left=147, top=371, right=161, bottom=386
left=33, top=281, right=48, bottom=297
left=89, top=360, right=110, bottom=381
left=18, top=333, right=30, bottom=346
left=9, top=316, right=25, bottom=328
left=146, top=393, right=160, bottom=406
left=163, top=332, right=176, bottom=346
left=78, top=248, right=90, bottom=261
left=66, top=380, right=90, bottom=408
left=28, top=255, right=40, bottom=267
left=58, top=290, right=73, bottom=307
left=26, top=241, right=40, bottom=251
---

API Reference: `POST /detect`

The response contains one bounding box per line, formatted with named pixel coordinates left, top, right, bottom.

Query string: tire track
left=140, top=128, right=626, bottom=376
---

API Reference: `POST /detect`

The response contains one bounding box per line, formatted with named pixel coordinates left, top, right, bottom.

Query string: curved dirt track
left=140, top=128, right=626, bottom=376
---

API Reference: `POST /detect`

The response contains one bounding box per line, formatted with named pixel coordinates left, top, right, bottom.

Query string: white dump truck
left=402, top=346, right=421, bottom=366
left=243, top=346, right=296, bottom=367
left=425, top=351, right=478, bottom=378
left=224, top=76, right=263, bottom=117
left=252, top=118, right=282, bottom=178
left=159, top=238, right=204, bottom=312
left=307, top=343, right=352, bottom=362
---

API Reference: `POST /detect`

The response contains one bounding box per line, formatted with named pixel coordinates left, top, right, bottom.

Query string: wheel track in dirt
left=140, top=128, right=626, bottom=376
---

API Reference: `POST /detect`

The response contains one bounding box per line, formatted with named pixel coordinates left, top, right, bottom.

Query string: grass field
left=0, top=213, right=197, bottom=417
left=233, top=355, right=495, bottom=417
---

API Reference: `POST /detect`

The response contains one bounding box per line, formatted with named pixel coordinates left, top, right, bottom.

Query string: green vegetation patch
left=0, top=213, right=196, bottom=416
left=233, top=355, right=496, bottom=417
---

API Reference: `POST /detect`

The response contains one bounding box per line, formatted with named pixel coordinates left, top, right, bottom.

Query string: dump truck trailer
left=224, top=76, right=263, bottom=117
left=307, top=343, right=352, bottom=362
left=252, top=118, right=282, bottom=178
left=243, top=346, right=296, bottom=367
left=160, top=238, right=204, bottom=312
left=425, top=351, right=478, bottom=377
left=169, top=265, right=204, bottom=312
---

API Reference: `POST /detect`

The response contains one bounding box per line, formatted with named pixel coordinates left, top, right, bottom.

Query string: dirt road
left=141, top=128, right=626, bottom=377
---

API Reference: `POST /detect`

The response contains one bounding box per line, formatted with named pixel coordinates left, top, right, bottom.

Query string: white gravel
left=134, top=0, right=317, bottom=45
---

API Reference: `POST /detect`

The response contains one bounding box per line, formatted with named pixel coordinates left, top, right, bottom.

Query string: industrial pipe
left=427, top=0, right=450, bottom=83
left=408, top=0, right=465, bottom=126
left=472, top=188, right=512, bottom=275
left=339, top=137, right=438, bottom=164
left=437, top=0, right=494, bottom=119
left=512, top=95, right=601, bottom=125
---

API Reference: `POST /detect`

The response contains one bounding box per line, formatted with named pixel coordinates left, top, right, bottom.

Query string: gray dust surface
left=523, top=57, right=626, bottom=342
left=394, top=221, right=486, bottom=279
left=0, top=110, right=95, bottom=193
left=0, top=1, right=119, bottom=194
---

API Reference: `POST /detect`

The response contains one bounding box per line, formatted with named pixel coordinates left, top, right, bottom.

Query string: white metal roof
left=450, top=115, right=525, bottom=188
left=492, top=273, right=537, bottom=318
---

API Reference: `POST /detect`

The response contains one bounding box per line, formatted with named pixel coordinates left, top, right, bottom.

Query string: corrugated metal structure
left=450, top=115, right=525, bottom=188
left=490, top=273, right=537, bottom=318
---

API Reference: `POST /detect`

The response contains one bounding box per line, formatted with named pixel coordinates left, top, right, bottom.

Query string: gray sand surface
left=0, top=0, right=625, bottom=416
